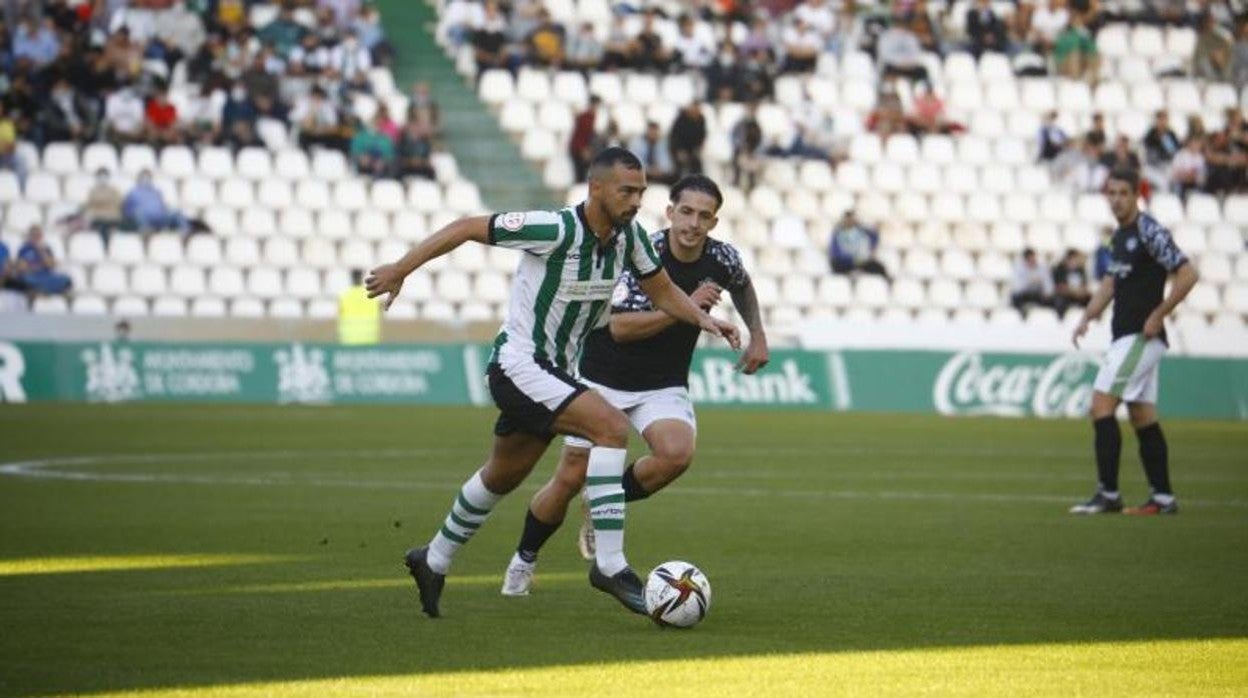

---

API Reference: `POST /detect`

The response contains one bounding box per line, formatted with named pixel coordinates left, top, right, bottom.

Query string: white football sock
left=426, top=470, right=503, bottom=574
left=585, top=446, right=628, bottom=575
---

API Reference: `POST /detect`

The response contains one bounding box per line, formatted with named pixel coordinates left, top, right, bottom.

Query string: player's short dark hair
left=669, top=174, right=723, bottom=211
left=1107, top=167, right=1140, bottom=190
left=588, top=147, right=642, bottom=180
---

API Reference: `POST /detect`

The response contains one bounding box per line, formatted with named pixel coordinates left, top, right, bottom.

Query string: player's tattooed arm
left=366, top=215, right=490, bottom=309
left=1144, top=261, right=1199, bottom=339
left=730, top=280, right=769, bottom=374
left=1072, top=275, right=1116, bottom=348
left=639, top=270, right=740, bottom=349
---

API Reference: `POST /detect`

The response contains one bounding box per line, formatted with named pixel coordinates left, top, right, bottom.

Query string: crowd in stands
left=0, top=0, right=442, bottom=183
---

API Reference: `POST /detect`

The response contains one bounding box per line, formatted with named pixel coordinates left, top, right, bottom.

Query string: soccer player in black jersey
left=499, top=174, right=770, bottom=596
left=1070, top=168, right=1200, bottom=516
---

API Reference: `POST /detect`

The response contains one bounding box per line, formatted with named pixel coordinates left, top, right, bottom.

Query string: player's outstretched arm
left=639, top=270, right=741, bottom=349
left=365, top=215, right=490, bottom=309
left=610, top=282, right=721, bottom=343
left=730, top=279, right=769, bottom=374
left=1143, top=261, right=1199, bottom=338
left=1073, top=275, right=1115, bottom=348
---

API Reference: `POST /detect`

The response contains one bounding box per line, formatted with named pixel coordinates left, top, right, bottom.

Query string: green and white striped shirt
left=488, top=203, right=662, bottom=370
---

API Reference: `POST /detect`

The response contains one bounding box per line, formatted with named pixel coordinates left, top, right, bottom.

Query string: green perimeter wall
left=1, top=341, right=1245, bottom=420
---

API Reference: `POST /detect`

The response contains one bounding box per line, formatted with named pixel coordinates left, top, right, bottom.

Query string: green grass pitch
left=1, top=404, right=1246, bottom=696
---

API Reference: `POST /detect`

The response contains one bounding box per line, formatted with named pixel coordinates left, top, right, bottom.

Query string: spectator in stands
left=1037, top=110, right=1067, bottom=161
left=155, top=1, right=207, bottom=63
left=866, top=89, right=907, bottom=140
left=259, top=5, right=308, bottom=58
left=1233, top=18, right=1248, bottom=88
left=374, top=104, right=401, bottom=144
left=907, top=0, right=944, bottom=55
left=1064, top=134, right=1109, bottom=193
left=353, top=4, right=393, bottom=66
left=732, top=103, right=765, bottom=190
left=569, top=96, right=600, bottom=182
left=1088, top=113, right=1107, bottom=147
left=829, top=210, right=890, bottom=280
left=472, top=1, right=510, bottom=78
left=351, top=115, right=396, bottom=178
left=1186, top=114, right=1207, bottom=140
left=321, top=0, right=364, bottom=28
left=1203, top=130, right=1245, bottom=194
left=669, top=102, right=707, bottom=176
left=1009, top=248, right=1054, bottom=318
left=1051, top=248, right=1091, bottom=318
left=1053, top=13, right=1098, bottom=82
left=439, top=0, right=484, bottom=49
left=15, top=226, right=72, bottom=299
left=409, top=82, right=442, bottom=137
left=398, top=120, right=436, bottom=180
left=966, top=0, right=1008, bottom=58
left=601, top=15, right=634, bottom=70
left=103, top=82, right=146, bottom=144
left=738, top=15, right=775, bottom=58
left=292, top=86, right=344, bottom=151
left=634, top=9, right=673, bottom=72
left=1143, top=110, right=1181, bottom=167
left=786, top=101, right=838, bottom=161
left=0, top=238, right=25, bottom=293
left=122, top=170, right=208, bottom=235
left=1093, top=226, right=1113, bottom=280
left=781, top=17, right=822, bottom=72
left=1168, top=135, right=1206, bottom=198
left=1193, top=12, right=1233, bottom=81
left=795, top=0, right=838, bottom=47
left=13, top=17, right=60, bottom=68
left=1100, top=135, right=1141, bottom=173
left=84, top=169, right=125, bottom=246
left=877, top=18, right=929, bottom=83
left=908, top=81, right=956, bottom=135
left=241, top=50, right=281, bottom=105
left=330, top=28, right=373, bottom=86
left=565, top=21, right=604, bottom=73
left=673, top=14, right=715, bottom=70
left=183, top=82, right=223, bottom=145
left=0, top=103, right=26, bottom=184
left=629, top=121, right=675, bottom=185
left=526, top=8, right=566, bottom=68
left=1028, top=0, right=1070, bottom=54
left=37, top=77, right=91, bottom=146
left=144, top=86, right=182, bottom=146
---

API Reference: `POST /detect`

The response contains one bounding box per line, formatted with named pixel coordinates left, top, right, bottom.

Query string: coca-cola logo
left=933, top=351, right=1099, bottom=418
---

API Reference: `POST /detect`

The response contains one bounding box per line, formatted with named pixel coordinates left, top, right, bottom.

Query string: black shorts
left=487, top=357, right=588, bottom=441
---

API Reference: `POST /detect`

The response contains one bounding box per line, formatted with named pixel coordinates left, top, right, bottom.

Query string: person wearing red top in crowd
left=145, top=87, right=183, bottom=145
left=568, top=96, right=600, bottom=182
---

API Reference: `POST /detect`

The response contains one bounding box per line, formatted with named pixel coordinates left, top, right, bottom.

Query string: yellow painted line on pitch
left=0, top=554, right=300, bottom=577
left=201, top=571, right=586, bottom=594
left=75, top=638, right=1248, bottom=697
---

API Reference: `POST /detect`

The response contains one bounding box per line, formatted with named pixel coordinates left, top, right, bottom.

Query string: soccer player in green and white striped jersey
left=366, top=147, right=740, bottom=618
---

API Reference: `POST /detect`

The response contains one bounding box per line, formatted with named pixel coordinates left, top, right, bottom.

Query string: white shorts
left=565, top=379, right=697, bottom=449
left=1092, top=334, right=1166, bottom=404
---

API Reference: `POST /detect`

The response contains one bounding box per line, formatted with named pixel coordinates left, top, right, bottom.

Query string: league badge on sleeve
left=500, top=212, right=526, bottom=232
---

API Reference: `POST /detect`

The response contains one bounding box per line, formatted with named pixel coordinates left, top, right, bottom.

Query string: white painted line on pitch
left=1, top=451, right=1245, bottom=510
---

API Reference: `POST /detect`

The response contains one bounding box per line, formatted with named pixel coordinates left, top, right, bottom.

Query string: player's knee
left=553, top=458, right=588, bottom=494
left=589, top=412, right=629, bottom=448
left=654, top=442, right=695, bottom=477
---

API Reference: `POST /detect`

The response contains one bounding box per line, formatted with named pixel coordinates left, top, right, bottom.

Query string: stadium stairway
left=376, top=0, right=556, bottom=212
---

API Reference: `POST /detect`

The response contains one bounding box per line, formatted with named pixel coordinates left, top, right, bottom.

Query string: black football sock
left=621, top=463, right=651, bottom=502
left=1094, top=416, right=1122, bottom=495
left=516, top=508, right=561, bottom=563
left=1136, top=422, right=1172, bottom=496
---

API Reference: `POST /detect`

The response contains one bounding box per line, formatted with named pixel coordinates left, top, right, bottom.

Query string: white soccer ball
left=644, top=560, right=711, bottom=628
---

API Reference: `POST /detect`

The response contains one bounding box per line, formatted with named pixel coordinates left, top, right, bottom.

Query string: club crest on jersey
left=500, top=212, right=526, bottom=231
left=1125, top=236, right=1138, bottom=252
left=611, top=281, right=629, bottom=305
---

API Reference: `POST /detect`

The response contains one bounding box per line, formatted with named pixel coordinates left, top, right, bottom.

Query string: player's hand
left=689, top=282, right=722, bottom=311
left=700, top=316, right=741, bottom=350
left=365, top=263, right=407, bottom=310
left=1143, top=311, right=1164, bottom=339
left=737, top=337, right=770, bottom=374
left=1071, top=317, right=1090, bottom=349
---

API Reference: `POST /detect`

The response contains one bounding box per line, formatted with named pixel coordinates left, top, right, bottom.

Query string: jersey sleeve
left=710, top=240, right=750, bottom=292
left=610, top=270, right=653, bottom=314
left=487, top=210, right=564, bottom=254
left=1139, top=217, right=1189, bottom=272
left=625, top=222, right=662, bottom=279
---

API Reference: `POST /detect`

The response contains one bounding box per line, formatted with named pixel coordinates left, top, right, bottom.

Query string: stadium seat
left=159, top=145, right=196, bottom=178
left=180, top=178, right=216, bottom=209
left=120, top=144, right=158, bottom=175
left=1148, top=193, right=1184, bottom=227
left=588, top=72, right=623, bottom=104
left=190, top=297, right=227, bottom=317
left=131, top=266, right=167, bottom=297
left=964, top=280, right=999, bottom=310
left=1026, top=222, right=1063, bottom=255
left=285, top=268, right=321, bottom=300
left=552, top=71, right=588, bottom=107
left=1207, top=224, right=1243, bottom=255
left=147, top=233, right=183, bottom=266
left=236, top=147, right=273, bottom=179
left=848, top=134, right=883, bottom=164
left=169, top=266, right=206, bottom=297
left=499, top=99, right=535, bottom=132
left=1096, top=24, right=1129, bottom=57
left=82, top=143, right=119, bottom=173
left=1185, top=193, right=1222, bottom=226
left=903, top=248, right=939, bottom=280
left=71, top=295, right=108, bottom=315
left=311, top=150, right=349, bottom=180
left=151, top=297, right=188, bottom=317
left=198, top=146, right=234, bottom=179
left=478, top=69, right=515, bottom=105
left=257, top=180, right=294, bottom=210
left=920, top=135, right=956, bottom=165
left=108, top=235, right=146, bottom=265
left=1021, top=79, right=1056, bottom=112
left=111, top=296, right=149, bottom=317
left=42, top=143, right=79, bottom=175
left=942, top=249, right=976, bottom=281
left=927, top=279, right=963, bottom=310
left=944, top=164, right=977, bottom=194
left=219, top=178, right=255, bottom=209
left=521, top=128, right=557, bottom=161
left=274, top=149, right=311, bottom=179
left=896, top=192, right=929, bottom=223
left=23, top=173, right=60, bottom=205
left=516, top=68, right=552, bottom=102
left=225, top=237, right=261, bottom=267
left=1185, top=283, right=1221, bottom=315
left=67, top=233, right=105, bottom=264
left=91, top=264, right=128, bottom=295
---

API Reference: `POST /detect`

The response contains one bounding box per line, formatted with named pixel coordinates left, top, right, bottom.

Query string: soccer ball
left=644, top=560, right=711, bottom=628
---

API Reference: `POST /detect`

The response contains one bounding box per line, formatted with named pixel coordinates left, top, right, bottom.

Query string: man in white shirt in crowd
left=1010, top=247, right=1055, bottom=317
